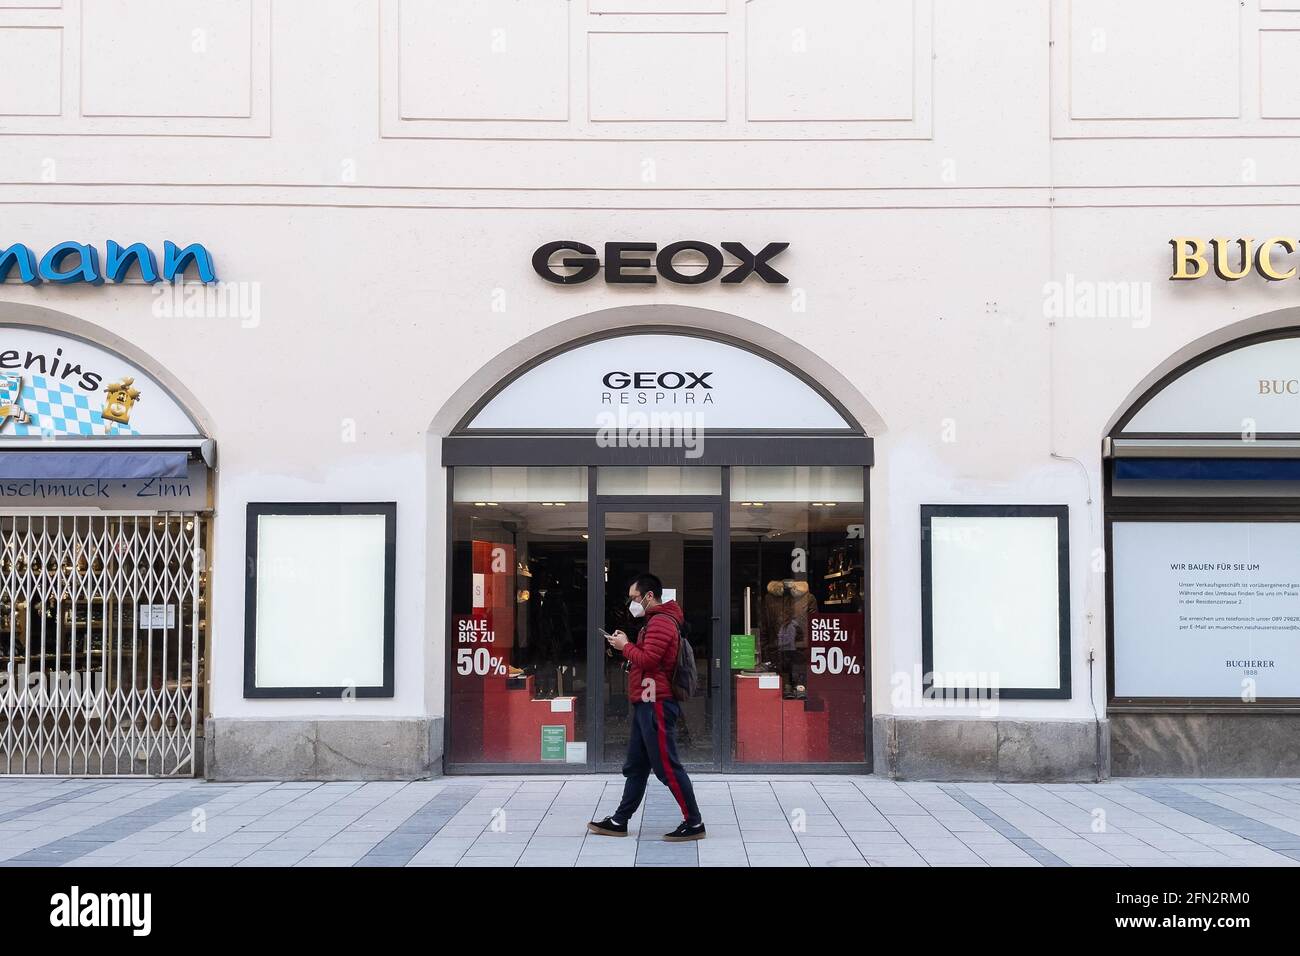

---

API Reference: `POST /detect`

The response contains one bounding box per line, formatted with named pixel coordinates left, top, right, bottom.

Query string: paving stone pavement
left=2, top=775, right=1300, bottom=867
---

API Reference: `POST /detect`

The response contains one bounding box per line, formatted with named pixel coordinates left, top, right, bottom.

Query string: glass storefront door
left=594, top=504, right=722, bottom=771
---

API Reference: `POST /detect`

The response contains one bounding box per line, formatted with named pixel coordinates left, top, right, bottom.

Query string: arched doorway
left=0, top=313, right=214, bottom=777
left=439, top=324, right=873, bottom=773
left=1105, top=325, right=1300, bottom=776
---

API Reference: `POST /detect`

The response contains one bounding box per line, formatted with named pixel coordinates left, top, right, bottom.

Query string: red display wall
left=735, top=612, right=865, bottom=763
left=449, top=540, right=575, bottom=763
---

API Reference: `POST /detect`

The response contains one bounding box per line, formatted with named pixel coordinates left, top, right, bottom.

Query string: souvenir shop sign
left=0, top=327, right=200, bottom=438
left=0, top=460, right=207, bottom=508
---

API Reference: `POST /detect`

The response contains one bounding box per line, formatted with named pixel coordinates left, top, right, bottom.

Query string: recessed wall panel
left=1069, top=0, right=1239, bottom=120
left=398, top=0, right=569, bottom=121
left=1261, top=31, right=1300, bottom=118
left=588, top=31, right=726, bottom=121
left=0, top=27, right=61, bottom=115
left=747, top=0, right=913, bottom=121
left=589, top=0, right=724, bottom=11
left=81, top=0, right=252, bottom=118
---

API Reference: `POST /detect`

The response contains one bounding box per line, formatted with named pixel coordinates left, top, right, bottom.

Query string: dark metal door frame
left=591, top=491, right=728, bottom=773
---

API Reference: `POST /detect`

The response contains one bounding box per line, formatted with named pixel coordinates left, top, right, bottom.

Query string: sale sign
left=808, top=613, right=864, bottom=684
left=807, top=612, right=865, bottom=761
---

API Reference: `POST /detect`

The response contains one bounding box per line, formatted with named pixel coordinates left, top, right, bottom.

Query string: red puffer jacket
left=621, top=600, right=683, bottom=703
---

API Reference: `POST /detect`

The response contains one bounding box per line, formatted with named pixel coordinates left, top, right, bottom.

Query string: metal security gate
left=0, top=513, right=204, bottom=776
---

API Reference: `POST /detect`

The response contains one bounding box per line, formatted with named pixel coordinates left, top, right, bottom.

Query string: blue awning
left=0, top=451, right=188, bottom=480
left=1114, top=458, right=1300, bottom=481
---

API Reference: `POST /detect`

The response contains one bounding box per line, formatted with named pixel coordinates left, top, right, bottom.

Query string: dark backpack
left=668, top=617, right=699, bottom=702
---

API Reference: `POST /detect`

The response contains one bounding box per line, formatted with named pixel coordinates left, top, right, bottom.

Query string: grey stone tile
left=235, top=850, right=312, bottom=867
left=14, top=777, right=1300, bottom=869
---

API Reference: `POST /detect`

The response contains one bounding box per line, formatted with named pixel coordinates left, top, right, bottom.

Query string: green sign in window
left=731, top=633, right=756, bottom=670
left=541, top=725, right=567, bottom=761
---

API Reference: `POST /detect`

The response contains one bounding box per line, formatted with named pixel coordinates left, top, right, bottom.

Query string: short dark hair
left=630, top=573, right=663, bottom=601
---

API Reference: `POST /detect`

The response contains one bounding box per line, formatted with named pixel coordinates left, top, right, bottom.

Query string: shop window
left=1112, top=520, right=1300, bottom=700
left=244, top=504, right=396, bottom=698
left=729, top=466, right=866, bottom=763
left=1106, top=329, right=1300, bottom=705
left=920, top=505, right=1070, bottom=700
left=449, top=467, right=589, bottom=765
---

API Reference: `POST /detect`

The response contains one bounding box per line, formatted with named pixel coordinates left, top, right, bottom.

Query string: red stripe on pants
left=654, top=698, right=689, bottom=820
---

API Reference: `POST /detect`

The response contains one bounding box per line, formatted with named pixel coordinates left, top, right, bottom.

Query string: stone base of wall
left=204, top=717, right=444, bottom=781
left=1110, top=712, right=1300, bottom=777
left=873, top=716, right=1108, bottom=782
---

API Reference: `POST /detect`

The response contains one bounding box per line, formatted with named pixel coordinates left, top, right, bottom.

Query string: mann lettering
left=0, top=241, right=216, bottom=285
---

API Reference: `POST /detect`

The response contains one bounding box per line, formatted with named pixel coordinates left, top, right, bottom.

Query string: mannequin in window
left=760, top=578, right=818, bottom=698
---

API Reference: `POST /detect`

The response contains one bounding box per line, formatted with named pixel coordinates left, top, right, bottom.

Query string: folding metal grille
left=0, top=513, right=205, bottom=776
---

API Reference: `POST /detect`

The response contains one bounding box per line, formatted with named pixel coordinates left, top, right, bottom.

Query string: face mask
left=628, top=600, right=645, bottom=619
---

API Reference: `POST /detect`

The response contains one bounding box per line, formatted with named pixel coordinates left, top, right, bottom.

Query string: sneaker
left=663, top=821, right=706, bottom=842
left=587, top=816, right=628, bottom=837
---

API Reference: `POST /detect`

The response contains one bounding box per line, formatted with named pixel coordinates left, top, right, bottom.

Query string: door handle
left=712, top=618, right=723, bottom=688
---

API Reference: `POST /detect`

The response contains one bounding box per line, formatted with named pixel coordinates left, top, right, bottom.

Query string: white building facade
left=2, top=0, right=1299, bottom=781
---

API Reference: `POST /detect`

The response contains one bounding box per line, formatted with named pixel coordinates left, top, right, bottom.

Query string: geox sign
left=532, top=240, right=790, bottom=285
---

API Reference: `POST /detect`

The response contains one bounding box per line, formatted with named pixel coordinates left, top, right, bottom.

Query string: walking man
left=588, top=573, right=706, bottom=841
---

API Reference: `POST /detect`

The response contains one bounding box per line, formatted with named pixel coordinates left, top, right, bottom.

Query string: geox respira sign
left=533, top=241, right=789, bottom=285
left=0, top=241, right=216, bottom=285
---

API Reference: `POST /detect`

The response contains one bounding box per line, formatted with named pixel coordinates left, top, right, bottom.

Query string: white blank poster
left=928, top=514, right=1062, bottom=690
left=255, top=514, right=388, bottom=688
